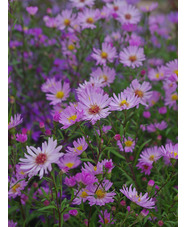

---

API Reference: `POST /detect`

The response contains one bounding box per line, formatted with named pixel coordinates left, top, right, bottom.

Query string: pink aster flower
left=46, top=81, right=70, bottom=105
left=160, top=143, right=178, bottom=159
left=26, top=6, right=38, bottom=15
left=140, top=2, right=158, bottom=12
left=15, top=164, right=27, bottom=180
left=106, top=0, right=127, bottom=16
left=126, top=79, right=152, bottom=106
left=19, top=137, right=63, bottom=178
left=138, top=146, right=162, bottom=165
left=165, top=91, right=178, bottom=109
left=78, top=8, right=99, bottom=30
left=58, top=154, right=81, bottom=170
left=70, top=0, right=95, bottom=9
left=117, top=4, right=141, bottom=25
left=41, top=78, right=57, bottom=93
left=75, top=171, right=98, bottom=186
left=90, top=66, right=116, bottom=87
left=120, top=184, right=155, bottom=209
left=154, top=121, right=168, bottom=131
left=148, top=66, right=166, bottom=81
left=56, top=10, right=76, bottom=30
left=136, top=161, right=153, bottom=175
left=117, top=136, right=135, bottom=152
left=91, top=42, right=117, bottom=66
left=9, top=178, right=27, bottom=199
left=8, top=114, right=23, bottom=130
left=64, top=176, right=76, bottom=187
left=78, top=86, right=111, bottom=125
left=59, top=105, right=82, bottom=129
left=82, top=160, right=106, bottom=175
left=165, top=59, right=178, bottom=78
left=73, top=188, right=90, bottom=205
left=87, top=180, right=116, bottom=206
left=119, top=46, right=145, bottom=68
left=69, top=209, right=78, bottom=216
left=146, top=91, right=161, bottom=107
left=96, top=125, right=112, bottom=136
left=16, top=133, right=27, bottom=143
left=66, top=137, right=88, bottom=156
left=98, top=210, right=115, bottom=225
left=110, top=91, right=139, bottom=111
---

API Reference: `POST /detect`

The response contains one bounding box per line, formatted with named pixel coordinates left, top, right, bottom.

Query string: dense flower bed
left=8, top=0, right=178, bottom=226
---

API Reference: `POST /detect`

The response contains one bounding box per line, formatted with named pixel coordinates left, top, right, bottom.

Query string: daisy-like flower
left=136, top=161, right=153, bottom=175
left=165, top=59, right=178, bottom=78
left=41, top=78, right=57, bottom=93
left=146, top=91, right=160, bottom=107
left=165, top=91, right=178, bottom=109
left=19, top=137, right=63, bottom=178
left=120, top=184, right=155, bottom=209
left=119, top=46, right=145, bottom=68
left=46, top=81, right=70, bottom=105
left=78, top=86, right=111, bottom=125
left=8, top=114, right=23, bottom=130
left=75, top=171, right=98, bottom=186
left=106, top=0, right=127, bottom=15
left=78, top=8, right=99, bottom=30
left=138, top=146, right=162, bottom=164
left=56, top=9, right=76, bottom=30
left=70, top=0, right=95, bottom=9
left=117, top=4, right=141, bottom=25
left=59, top=104, right=82, bottom=129
left=126, top=79, right=152, bottom=106
left=87, top=180, right=116, bottom=206
left=91, top=42, right=117, bottom=66
left=9, top=178, right=27, bottom=199
left=73, top=188, right=90, bottom=205
left=76, top=78, right=103, bottom=95
left=117, top=136, right=135, bottom=152
left=66, top=137, right=88, bottom=156
left=160, top=143, right=178, bottom=159
left=82, top=161, right=105, bottom=176
left=58, top=154, right=81, bottom=170
left=154, top=121, right=168, bottom=131
left=26, top=6, right=38, bottom=15
left=90, top=66, right=116, bottom=87
left=140, top=2, right=158, bottom=12
left=98, top=210, right=115, bottom=225
left=110, top=91, right=139, bottom=111
left=148, top=66, right=166, bottom=81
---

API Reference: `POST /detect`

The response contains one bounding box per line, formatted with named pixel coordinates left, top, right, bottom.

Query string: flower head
left=26, top=6, right=38, bottom=15
left=8, top=114, right=23, bottom=130
left=66, top=137, right=88, bottom=156
left=58, top=154, right=81, bottom=170
left=9, top=178, right=27, bottom=199
left=78, top=8, right=99, bottom=30
left=56, top=10, right=76, bottom=30
left=160, top=143, right=178, bottom=159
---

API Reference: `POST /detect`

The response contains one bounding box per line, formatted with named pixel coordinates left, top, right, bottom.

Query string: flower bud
left=120, top=200, right=126, bottom=206
left=158, top=220, right=164, bottom=226
left=114, top=134, right=121, bottom=141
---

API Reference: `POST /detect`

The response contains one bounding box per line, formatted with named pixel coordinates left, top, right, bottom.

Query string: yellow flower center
left=64, top=19, right=71, bottom=26
left=20, top=171, right=25, bottom=175
left=67, top=115, right=77, bottom=122
left=149, top=155, right=155, bottom=161
left=95, top=189, right=106, bottom=199
left=81, top=190, right=88, bottom=198
left=124, top=140, right=133, bottom=147
left=101, top=52, right=108, bottom=59
left=86, top=17, right=94, bottom=24
left=65, top=162, right=74, bottom=168
left=151, top=100, right=156, bottom=105
left=171, top=151, right=178, bottom=157
left=104, top=218, right=109, bottom=224
left=171, top=94, right=178, bottom=101
left=68, top=44, right=75, bottom=50
left=135, top=90, right=144, bottom=98
left=56, top=91, right=64, bottom=99
left=102, top=75, right=108, bottom=82
left=120, top=99, right=129, bottom=107
left=94, top=166, right=97, bottom=171
left=174, top=69, right=178, bottom=76
left=76, top=145, right=83, bottom=151
left=129, top=55, right=137, bottom=62
left=12, top=183, right=21, bottom=193
left=155, top=73, right=160, bottom=78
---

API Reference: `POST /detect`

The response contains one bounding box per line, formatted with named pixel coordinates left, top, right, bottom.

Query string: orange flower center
left=56, top=91, right=64, bottom=99
left=95, top=189, right=106, bottom=199
left=135, top=89, right=144, bottom=98
left=101, top=52, right=108, bottom=59
left=129, top=55, right=137, bottom=62
left=86, top=17, right=94, bottom=24
left=64, top=19, right=71, bottom=26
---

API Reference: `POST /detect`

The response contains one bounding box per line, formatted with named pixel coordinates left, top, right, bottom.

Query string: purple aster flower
left=98, top=210, right=115, bottom=225
left=160, top=143, right=178, bottom=159
left=66, top=136, right=88, bottom=156
left=58, top=154, right=81, bottom=170
left=26, top=6, right=38, bottom=15
left=8, top=114, right=23, bottom=130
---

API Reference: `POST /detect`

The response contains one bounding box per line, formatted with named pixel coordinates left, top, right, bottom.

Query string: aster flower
left=16, top=133, right=27, bottom=143
left=64, top=176, right=76, bottom=187
left=78, top=8, right=99, bottom=30
left=160, top=143, right=178, bottom=159
left=138, top=146, right=162, bottom=165
left=136, top=161, right=153, bottom=175
left=26, top=6, right=38, bottom=15
left=106, top=0, right=127, bottom=16
left=154, top=121, right=168, bottom=131
left=117, top=4, right=141, bottom=25
left=15, top=164, right=27, bottom=180
left=56, top=10, right=76, bottom=30
left=126, top=79, right=152, bottom=106
left=19, top=137, right=63, bottom=178
left=59, top=105, right=82, bottom=129
left=58, top=154, right=81, bottom=170
left=82, top=160, right=108, bottom=175
left=120, top=184, right=155, bottom=209
left=41, top=78, right=57, bottom=93
left=75, top=171, right=98, bottom=186
left=9, top=178, right=27, bottom=199
left=140, top=2, right=158, bottom=12
left=8, top=220, right=17, bottom=227
left=96, top=125, right=112, bottom=136
left=148, top=66, right=166, bottom=81
left=146, top=91, right=161, bottom=107
left=87, top=180, right=116, bottom=206
left=73, top=188, right=90, bottom=205
left=110, top=91, right=139, bottom=111
left=8, top=114, right=23, bottom=130
left=119, top=46, right=145, bottom=68
left=91, top=42, right=117, bottom=66
left=70, top=0, right=95, bottom=9
left=117, top=136, right=135, bottom=152
left=66, top=137, right=88, bottom=156
left=165, top=59, right=178, bottom=78
left=98, top=210, right=115, bottom=225
left=46, top=81, right=70, bottom=105
left=77, top=86, right=111, bottom=125
left=165, top=91, right=178, bottom=109
left=90, top=66, right=116, bottom=87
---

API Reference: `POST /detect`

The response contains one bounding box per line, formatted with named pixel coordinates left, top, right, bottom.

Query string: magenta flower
left=119, top=46, right=145, bottom=68
left=87, top=180, right=116, bottom=206
left=58, top=154, right=81, bottom=170
left=90, top=66, right=116, bottom=87
left=75, top=171, right=97, bottom=186
left=78, top=86, right=111, bottom=124
left=110, top=91, right=139, bottom=111
left=140, top=2, right=158, bottom=12
left=120, top=184, right=155, bottom=209
left=8, top=220, right=17, bottom=227
left=73, top=188, right=90, bottom=205
left=160, top=143, right=178, bottom=159
left=26, top=6, right=38, bottom=15
left=98, top=210, right=115, bottom=225
left=19, top=137, right=63, bottom=178
left=64, top=176, right=76, bottom=187
left=136, top=161, right=153, bottom=175
left=117, top=136, right=135, bottom=153
left=91, top=42, right=117, bottom=66
left=59, top=104, right=82, bottom=129
left=165, top=91, right=178, bottom=109
left=138, top=146, right=162, bottom=165
left=69, top=209, right=78, bottom=216
left=16, top=133, right=27, bottom=143
left=66, top=137, right=88, bottom=156
left=46, top=81, right=70, bottom=105
left=8, top=114, right=23, bottom=130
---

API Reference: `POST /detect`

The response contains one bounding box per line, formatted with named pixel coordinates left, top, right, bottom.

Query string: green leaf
left=108, top=148, right=125, bottom=160
left=80, top=158, right=96, bottom=164
left=38, top=205, right=56, bottom=212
